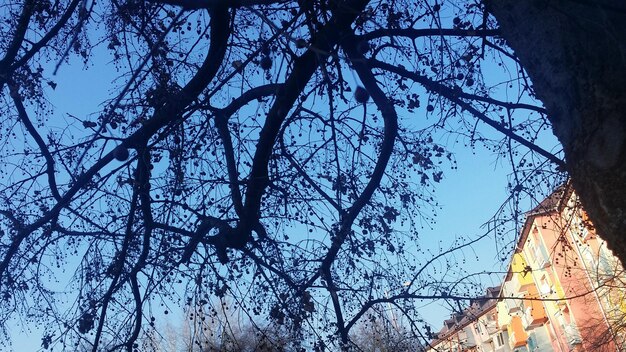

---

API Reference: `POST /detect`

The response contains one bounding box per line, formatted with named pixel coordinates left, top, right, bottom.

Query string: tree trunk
left=486, top=1, right=626, bottom=264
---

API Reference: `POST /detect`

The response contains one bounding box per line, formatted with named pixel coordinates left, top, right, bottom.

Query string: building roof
left=429, top=286, right=501, bottom=347
left=429, top=185, right=574, bottom=349
left=498, top=182, right=574, bottom=283
left=526, top=182, right=572, bottom=216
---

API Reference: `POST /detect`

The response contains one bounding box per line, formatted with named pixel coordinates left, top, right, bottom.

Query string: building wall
left=428, top=303, right=507, bottom=352
left=430, top=190, right=626, bottom=352
left=528, top=206, right=617, bottom=351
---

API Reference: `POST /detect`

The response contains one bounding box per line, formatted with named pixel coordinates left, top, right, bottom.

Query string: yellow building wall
left=511, top=253, right=534, bottom=287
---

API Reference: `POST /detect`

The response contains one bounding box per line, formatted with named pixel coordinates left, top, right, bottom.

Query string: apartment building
left=427, top=186, right=626, bottom=352
left=428, top=286, right=504, bottom=352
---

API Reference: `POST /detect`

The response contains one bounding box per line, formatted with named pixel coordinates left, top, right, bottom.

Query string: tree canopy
left=0, top=0, right=582, bottom=350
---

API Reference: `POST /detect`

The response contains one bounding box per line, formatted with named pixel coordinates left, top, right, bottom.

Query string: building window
left=527, top=332, right=538, bottom=351
left=539, top=275, right=551, bottom=295
left=495, top=332, right=505, bottom=347
left=598, top=245, right=616, bottom=276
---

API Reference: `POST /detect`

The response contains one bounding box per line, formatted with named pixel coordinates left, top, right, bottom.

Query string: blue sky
left=6, top=10, right=566, bottom=351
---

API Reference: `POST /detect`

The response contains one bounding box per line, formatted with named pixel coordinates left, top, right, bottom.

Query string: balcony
left=502, top=290, right=525, bottom=314
left=459, top=339, right=476, bottom=351
left=458, top=327, right=477, bottom=349
left=524, top=303, right=548, bottom=328
left=523, top=287, right=548, bottom=328
left=503, top=277, right=521, bottom=297
left=508, top=316, right=528, bottom=348
left=505, top=298, right=523, bottom=314
left=485, top=321, right=499, bottom=335
left=536, top=256, right=550, bottom=269
left=534, top=245, right=551, bottom=269
left=564, top=324, right=582, bottom=347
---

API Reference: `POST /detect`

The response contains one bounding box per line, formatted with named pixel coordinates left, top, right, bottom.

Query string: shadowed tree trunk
left=486, top=0, right=626, bottom=265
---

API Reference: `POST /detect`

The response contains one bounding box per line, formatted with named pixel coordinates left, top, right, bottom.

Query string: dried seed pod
left=114, top=146, right=129, bottom=161
left=354, top=86, right=369, bottom=104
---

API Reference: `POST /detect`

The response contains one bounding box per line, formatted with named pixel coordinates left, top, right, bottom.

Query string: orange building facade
left=428, top=187, right=626, bottom=352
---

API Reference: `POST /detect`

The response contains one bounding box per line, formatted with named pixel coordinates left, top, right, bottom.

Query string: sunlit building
left=428, top=286, right=504, bottom=352
left=427, top=187, right=626, bottom=352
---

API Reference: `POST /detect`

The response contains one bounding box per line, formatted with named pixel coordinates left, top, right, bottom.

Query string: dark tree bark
left=486, top=0, right=626, bottom=264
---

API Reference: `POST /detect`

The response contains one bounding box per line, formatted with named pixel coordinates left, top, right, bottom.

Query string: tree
left=143, top=298, right=420, bottom=352
left=143, top=298, right=298, bottom=352
left=578, top=265, right=626, bottom=351
left=1, top=0, right=609, bottom=350
left=349, top=313, right=424, bottom=351
left=485, top=0, right=626, bottom=266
